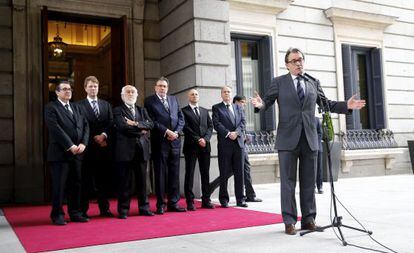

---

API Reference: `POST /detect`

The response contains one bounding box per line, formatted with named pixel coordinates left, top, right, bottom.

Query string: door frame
left=12, top=0, right=145, bottom=203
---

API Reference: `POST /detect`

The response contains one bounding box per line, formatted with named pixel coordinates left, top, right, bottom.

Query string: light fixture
left=48, top=23, right=67, bottom=59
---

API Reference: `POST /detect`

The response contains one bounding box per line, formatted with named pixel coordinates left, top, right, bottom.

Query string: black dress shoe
left=236, top=201, right=248, bottom=208
left=139, top=210, right=155, bottom=216
left=70, top=215, right=89, bottom=222
left=167, top=206, right=187, bottom=212
left=100, top=210, right=114, bottom=217
left=155, top=207, right=165, bottom=215
left=220, top=202, right=229, bottom=208
left=82, top=213, right=90, bottom=219
left=52, top=216, right=67, bottom=226
left=201, top=202, right=215, bottom=209
left=118, top=213, right=127, bottom=219
left=246, top=197, right=263, bottom=202
left=187, top=202, right=196, bottom=211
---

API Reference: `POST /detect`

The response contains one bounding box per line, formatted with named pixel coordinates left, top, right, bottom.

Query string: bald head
left=187, top=89, right=199, bottom=105
left=221, top=86, right=232, bottom=103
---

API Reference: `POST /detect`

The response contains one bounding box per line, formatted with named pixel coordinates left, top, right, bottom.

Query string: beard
left=123, top=96, right=137, bottom=106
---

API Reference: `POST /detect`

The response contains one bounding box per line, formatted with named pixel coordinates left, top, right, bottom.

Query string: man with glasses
left=251, top=48, right=366, bottom=235
left=144, top=77, right=186, bottom=214
left=44, top=80, right=90, bottom=225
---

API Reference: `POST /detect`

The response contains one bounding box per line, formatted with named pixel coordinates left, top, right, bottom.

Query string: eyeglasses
left=287, top=58, right=304, bottom=64
left=59, top=88, right=73, bottom=92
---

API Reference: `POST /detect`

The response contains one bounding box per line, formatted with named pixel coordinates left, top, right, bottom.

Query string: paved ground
left=1, top=174, right=413, bottom=253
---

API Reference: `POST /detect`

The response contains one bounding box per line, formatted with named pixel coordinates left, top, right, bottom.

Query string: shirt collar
left=57, top=98, right=69, bottom=107
left=156, top=94, right=167, bottom=100
left=189, top=104, right=198, bottom=110
left=87, top=96, right=98, bottom=103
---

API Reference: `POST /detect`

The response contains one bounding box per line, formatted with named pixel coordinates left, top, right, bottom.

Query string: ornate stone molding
left=325, top=7, right=397, bottom=30
left=228, top=0, right=293, bottom=15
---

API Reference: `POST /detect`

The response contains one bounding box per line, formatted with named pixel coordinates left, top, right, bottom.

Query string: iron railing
left=338, top=129, right=398, bottom=150
left=245, top=131, right=277, bottom=154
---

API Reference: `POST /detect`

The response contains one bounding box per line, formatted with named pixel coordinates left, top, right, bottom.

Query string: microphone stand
left=299, top=74, right=372, bottom=245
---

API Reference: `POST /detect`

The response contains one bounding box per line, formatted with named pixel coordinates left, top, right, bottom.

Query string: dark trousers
left=80, top=153, right=112, bottom=214
left=243, top=151, right=256, bottom=198
left=278, top=130, right=317, bottom=225
left=184, top=150, right=211, bottom=204
left=217, top=141, right=245, bottom=204
left=49, top=160, right=82, bottom=219
left=153, top=147, right=181, bottom=208
left=116, top=151, right=150, bottom=215
left=316, top=148, right=323, bottom=190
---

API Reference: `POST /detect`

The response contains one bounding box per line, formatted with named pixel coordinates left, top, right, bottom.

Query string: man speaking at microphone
left=251, top=47, right=365, bottom=235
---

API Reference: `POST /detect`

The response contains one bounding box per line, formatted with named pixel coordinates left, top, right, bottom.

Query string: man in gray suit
left=252, top=48, right=365, bottom=235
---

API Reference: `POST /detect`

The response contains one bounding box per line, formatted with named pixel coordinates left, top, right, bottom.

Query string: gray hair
left=121, top=85, right=138, bottom=95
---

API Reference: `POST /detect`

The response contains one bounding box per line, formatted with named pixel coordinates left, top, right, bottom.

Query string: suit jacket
left=212, top=102, right=246, bottom=149
left=258, top=73, right=348, bottom=151
left=44, top=100, right=89, bottom=162
left=182, top=105, right=213, bottom=154
left=144, top=94, right=185, bottom=152
left=113, top=104, right=153, bottom=162
left=77, top=98, right=113, bottom=141
left=77, top=98, right=113, bottom=160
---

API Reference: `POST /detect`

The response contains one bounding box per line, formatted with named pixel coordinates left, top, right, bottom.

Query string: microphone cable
left=326, top=143, right=400, bottom=253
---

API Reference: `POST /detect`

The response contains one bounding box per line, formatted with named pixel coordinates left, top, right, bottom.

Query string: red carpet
left=3, top=199, right=283, bottom=253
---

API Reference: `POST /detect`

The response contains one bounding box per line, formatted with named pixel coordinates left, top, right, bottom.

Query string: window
left=342, top=44, right=385, bottom=129
left=230, top=34, right=275, bottom=131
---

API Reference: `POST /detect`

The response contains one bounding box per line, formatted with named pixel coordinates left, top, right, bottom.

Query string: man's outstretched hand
left=347, top=94, right=366, bottom=110
left=251, top=91, right=263, bottom=109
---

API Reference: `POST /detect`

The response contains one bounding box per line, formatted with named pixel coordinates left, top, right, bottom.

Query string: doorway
left=41, top=8, right=129, bottom=200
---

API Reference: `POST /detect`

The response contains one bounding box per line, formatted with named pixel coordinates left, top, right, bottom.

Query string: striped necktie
left=296, top=76, right=305, bottom=105
left=91, top=100, right=99, bottom=118
left=161, top=97, right=169, bottom=112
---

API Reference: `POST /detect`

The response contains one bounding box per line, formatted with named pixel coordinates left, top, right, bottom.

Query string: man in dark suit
left=182, top=89, right=214, bottom=211
left=233, top=95, right=262, bottom=203
left=114, top=85, right=155, bottom=219
left=212, top=86, right=247, bottom=208
left=144, top=77, right=186, bottom=214
left=77, top=76, right=114, bottom=218
left=44, top=80, right=90, bottom=225
left=252, top=47, right=365, bottom=235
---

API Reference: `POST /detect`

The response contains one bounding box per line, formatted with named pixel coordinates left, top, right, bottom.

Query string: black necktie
left=296, top=76, right=305, bottom=105
left=65, top=104, right=73, bottom=115
left=194, top=106, right=200, bottom=120
left=226, top=104, right=235, bottom=125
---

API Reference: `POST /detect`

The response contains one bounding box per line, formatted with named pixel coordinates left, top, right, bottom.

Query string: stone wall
left=0, top=0, right=13, bottom=203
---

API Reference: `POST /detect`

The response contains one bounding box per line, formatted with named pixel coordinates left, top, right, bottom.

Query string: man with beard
left=113, top=85, right=154, bottom=219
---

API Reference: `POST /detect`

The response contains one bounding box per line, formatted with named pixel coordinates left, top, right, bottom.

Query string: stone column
left=159, top=0, right=230, bottom=198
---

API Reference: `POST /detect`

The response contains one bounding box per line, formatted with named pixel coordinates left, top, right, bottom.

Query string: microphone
left=302, top=73, right=334, bottom=141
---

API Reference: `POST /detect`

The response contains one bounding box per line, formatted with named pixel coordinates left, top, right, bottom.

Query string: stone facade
left=1, top=0, right=413, bottom=203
